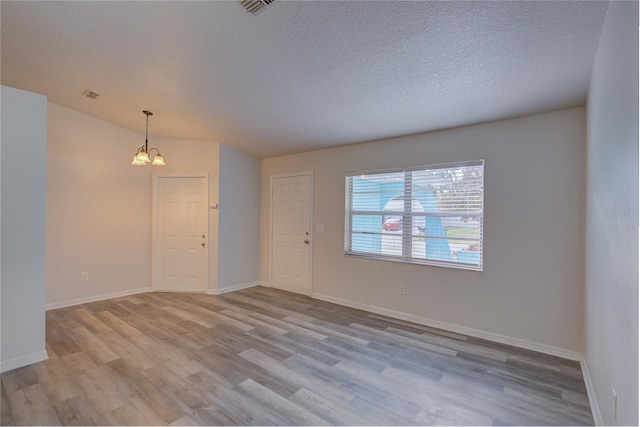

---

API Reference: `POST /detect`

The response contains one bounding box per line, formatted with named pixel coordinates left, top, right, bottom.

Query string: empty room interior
left=0, top=1, right=638, bottom=426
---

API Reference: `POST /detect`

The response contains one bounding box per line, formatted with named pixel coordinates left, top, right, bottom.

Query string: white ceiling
left=1, top=1, right=608, bottom=158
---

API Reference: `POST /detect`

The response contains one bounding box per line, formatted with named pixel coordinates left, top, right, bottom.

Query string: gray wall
left=261, top=107, right=586, bottom=356
left=585, top=1, right=639, bottom=424
left=218, top=143, right=261, bottom=290
left=1, top=85, right=48, bottom=372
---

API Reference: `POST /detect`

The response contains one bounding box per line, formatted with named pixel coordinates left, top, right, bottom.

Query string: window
left=345, top=160, right=484, bottom=271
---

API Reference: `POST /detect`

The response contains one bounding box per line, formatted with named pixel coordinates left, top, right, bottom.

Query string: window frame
left=345, top=160, right=484, bottom=271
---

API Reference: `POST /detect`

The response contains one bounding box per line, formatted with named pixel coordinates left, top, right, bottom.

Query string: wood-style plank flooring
left=1, top=287, right=593, bottom=426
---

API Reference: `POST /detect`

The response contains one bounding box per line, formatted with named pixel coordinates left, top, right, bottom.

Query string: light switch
left=315, top=224, right=325, bottom=232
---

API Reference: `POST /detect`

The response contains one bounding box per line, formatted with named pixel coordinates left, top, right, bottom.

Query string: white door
left=271, top=174, right=312, bottom=295
left=156, top=176, right=208, bottom=292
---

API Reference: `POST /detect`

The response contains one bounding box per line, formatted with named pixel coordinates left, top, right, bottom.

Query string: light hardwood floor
left=1, top=287, right=593, bottom=426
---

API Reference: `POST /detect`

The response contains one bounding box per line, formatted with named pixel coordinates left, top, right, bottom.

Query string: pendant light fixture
left=131, top=110, right=166, bottom=166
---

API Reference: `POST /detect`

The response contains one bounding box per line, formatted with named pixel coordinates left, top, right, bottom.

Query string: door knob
left=304, top=239, right=309, bottom=244
left=201, top=242, right=206, bottom=247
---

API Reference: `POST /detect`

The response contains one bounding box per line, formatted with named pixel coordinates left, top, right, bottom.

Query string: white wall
left=585, top=1, right=639, bottom=425
left=46, top=105, right=221, bottom=306
left=217, top=143, right=261, bottom=291
left=1, top=86, right=48, bottom=372
left=46, top=104, right=152, bottom=307
left=261, top=107, right=586, bottom=355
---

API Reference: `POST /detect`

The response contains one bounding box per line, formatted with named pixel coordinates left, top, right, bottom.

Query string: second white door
left=156, top=176, right=208, bottom=292
left=271, top=174, right=312, bottom=295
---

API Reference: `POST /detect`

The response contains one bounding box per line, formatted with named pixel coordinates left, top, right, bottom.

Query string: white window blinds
left=345, top=160, right=484, bottom=271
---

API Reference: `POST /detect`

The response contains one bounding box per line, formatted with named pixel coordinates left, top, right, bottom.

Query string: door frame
left=152, top=173, right=210, bottom=292
left=269, top=171, right=314, bottom=296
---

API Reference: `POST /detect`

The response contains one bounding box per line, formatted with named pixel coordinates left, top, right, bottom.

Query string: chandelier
left=131, top=110, right=166, bottom=166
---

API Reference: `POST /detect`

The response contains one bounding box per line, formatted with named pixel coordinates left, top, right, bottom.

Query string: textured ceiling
left=1, top=1, right=607, bottom=158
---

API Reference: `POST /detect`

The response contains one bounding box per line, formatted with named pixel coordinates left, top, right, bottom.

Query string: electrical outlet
left=80, top=272, right=89, bottom=282
left=612, top=388, right=617, bottom=420
left=398, top=284, right=405, bottom=295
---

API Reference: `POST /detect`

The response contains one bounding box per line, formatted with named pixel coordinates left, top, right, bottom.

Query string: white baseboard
left=0, top=349, right=49, bottom=373
left=46, top=287, right=153, bottom=311
left=259, top=281, right=271, bottom=288
left=206, top=281, right=260, bottom=295
left=311, top=292, right=582, bottom=361
left=581, top=359, right=603, bottom=425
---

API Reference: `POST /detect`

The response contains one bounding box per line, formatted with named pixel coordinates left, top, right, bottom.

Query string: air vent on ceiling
left=240, top=0, right=275, bottom=15
left=82, top=89, right=99, bottom=99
